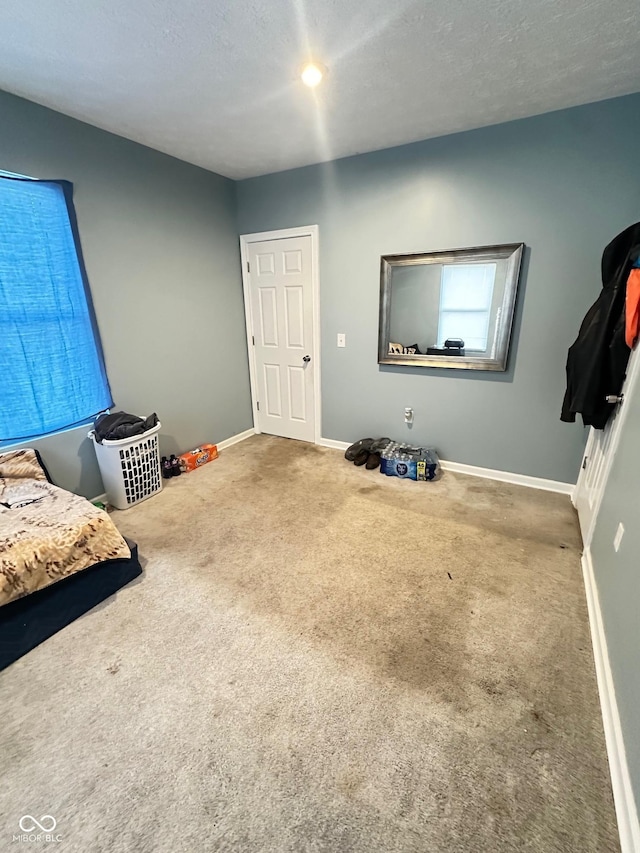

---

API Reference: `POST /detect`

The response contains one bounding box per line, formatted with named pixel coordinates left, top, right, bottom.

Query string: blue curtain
left=0, top=176, right=113, bottom=442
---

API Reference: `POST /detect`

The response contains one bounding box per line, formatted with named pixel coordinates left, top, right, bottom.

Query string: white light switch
left=613, top=522, right=624, bottom=552
left=337, top=333, right=346, bottom=348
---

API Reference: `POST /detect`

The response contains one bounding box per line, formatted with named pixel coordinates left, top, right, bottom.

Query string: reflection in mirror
left=379, top=244, right=524, bottom=371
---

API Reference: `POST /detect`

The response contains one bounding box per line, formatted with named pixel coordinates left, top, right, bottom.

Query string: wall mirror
left=378, top=243, right=524, bottom=371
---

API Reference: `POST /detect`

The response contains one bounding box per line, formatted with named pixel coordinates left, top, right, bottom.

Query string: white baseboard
left=438, top=459, right=574, bottom=495
left=217, top=427, right=256, bottom=451
left=89, top=492, right=108, bottom=504
left=207, top=431, right=573, bottom=495
left=317, top=437, right=574, bottom=495
left=582, top=548, right=640, bottom=853
left=317, top=437, right=351, bottom=451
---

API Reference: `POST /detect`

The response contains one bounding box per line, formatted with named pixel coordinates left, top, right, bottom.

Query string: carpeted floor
left=0, top=435, right=619, bottom=852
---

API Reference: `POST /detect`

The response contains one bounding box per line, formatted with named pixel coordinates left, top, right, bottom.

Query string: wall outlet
left=337, top=333, right=346, bottom=348
left=613, top=522, right=624, bottom=552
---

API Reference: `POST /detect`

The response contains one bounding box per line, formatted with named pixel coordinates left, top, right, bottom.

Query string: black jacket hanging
left=561, top=222, right=640, bottom=429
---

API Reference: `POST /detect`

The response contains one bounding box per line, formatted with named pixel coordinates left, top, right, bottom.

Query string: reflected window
left=437, top=263, right=496, bottom=352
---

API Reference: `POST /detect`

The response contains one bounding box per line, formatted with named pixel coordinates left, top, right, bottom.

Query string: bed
left=0, top=448, right=142, bottom=671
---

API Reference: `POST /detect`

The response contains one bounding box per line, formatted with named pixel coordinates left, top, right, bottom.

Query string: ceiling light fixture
left=301, top=63, right=324, bottom=88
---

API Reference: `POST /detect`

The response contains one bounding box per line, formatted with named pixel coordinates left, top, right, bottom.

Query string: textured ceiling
left=1, top=0, right=639, bottom=179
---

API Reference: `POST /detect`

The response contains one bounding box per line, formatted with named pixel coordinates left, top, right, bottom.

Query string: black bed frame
left=0, top=538, right=142, bottom=672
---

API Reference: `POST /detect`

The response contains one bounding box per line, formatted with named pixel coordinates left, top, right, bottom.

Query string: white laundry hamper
left=89, top=421, right=162, bottom=510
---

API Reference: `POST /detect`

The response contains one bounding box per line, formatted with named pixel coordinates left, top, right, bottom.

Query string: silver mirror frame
left=378, top=242, right=524, bottom=371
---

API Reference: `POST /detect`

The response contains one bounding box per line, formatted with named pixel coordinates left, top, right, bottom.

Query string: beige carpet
left=0, top=435, right=619, bottom=852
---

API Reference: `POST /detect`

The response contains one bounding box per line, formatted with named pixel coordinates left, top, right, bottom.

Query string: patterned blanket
left=0, top=448, right=130, bottom=607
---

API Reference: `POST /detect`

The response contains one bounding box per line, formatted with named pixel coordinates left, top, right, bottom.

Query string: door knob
left=303, top=355, right=311, bottom=363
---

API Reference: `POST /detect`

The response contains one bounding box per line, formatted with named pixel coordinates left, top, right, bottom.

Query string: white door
left=246, top=234, right=316, bottom=442
left=574, top=344, right=640, bottom=545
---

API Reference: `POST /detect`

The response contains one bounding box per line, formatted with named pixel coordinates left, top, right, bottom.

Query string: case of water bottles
left=379, top=441, right=439, bottom=481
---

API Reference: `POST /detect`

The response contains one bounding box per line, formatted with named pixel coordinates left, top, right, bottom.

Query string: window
left=0, top=175, right=112, bottom=443
left=437, top=263, right=496, bottom=351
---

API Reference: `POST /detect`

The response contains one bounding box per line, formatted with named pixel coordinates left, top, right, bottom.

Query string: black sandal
left=353, top=448, right=370, bottom=466
left=365, top=453, right=381, bottom=470
left=345, top=438, right=374, bottom=461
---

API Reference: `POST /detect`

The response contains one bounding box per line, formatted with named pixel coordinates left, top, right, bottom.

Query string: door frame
left=239, top=225, right=321, bottom=444
left=573, top=342, right=640, bottom=547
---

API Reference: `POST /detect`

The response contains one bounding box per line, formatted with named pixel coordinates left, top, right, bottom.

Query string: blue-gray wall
left=3, top=91, right=639, bottom=490
left=590, top=363, right=640, bottom=810
left=237, top=93, right=640, bottom=484
left=0, top=90, right=253, bottom=498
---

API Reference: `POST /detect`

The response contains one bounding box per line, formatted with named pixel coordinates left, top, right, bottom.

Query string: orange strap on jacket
left=626, top=268, right=640, bottom=349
